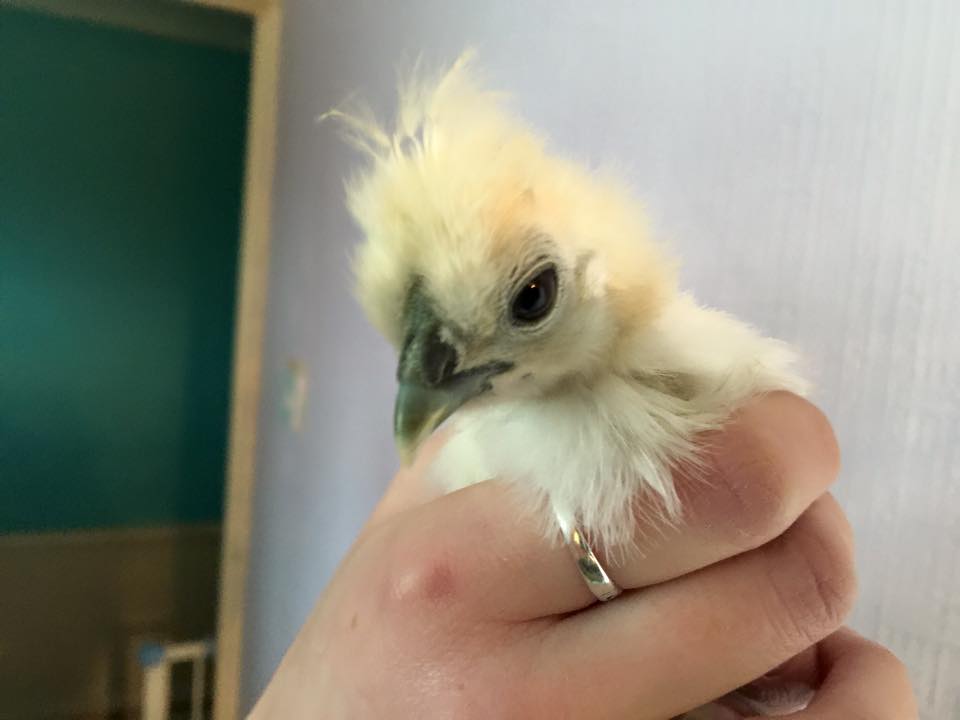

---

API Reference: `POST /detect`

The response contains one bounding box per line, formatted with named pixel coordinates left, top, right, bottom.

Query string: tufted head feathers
left=325, top=52, right=678, bottom=459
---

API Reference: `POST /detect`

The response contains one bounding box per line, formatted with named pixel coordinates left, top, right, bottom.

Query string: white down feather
left=430, top=293, right=807, bottom=549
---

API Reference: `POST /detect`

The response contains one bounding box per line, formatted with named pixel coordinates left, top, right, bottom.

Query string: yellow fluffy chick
left=328, top=52, right=807, bottom=551
left=328, top=50, right=813, bottom=720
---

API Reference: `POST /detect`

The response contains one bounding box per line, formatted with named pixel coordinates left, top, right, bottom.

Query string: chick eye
left=511, top=266, right=558, bottom=325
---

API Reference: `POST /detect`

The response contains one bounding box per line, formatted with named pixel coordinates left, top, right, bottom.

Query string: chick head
left=330, top=53, right=677, bottom=462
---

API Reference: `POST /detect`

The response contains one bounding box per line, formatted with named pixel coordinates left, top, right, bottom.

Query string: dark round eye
left=511, top=266, right=558, bottom=325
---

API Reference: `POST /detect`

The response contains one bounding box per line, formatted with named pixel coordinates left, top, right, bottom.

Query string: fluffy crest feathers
left=319, top=50, right=507, bottom=162
left=323, top=51, right=675, bottom=350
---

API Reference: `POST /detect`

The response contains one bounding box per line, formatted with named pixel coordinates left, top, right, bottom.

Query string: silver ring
left=556, top=513, right=622, bottom=602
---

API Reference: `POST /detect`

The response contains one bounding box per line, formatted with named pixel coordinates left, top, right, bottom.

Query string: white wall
left=241, top=2, right=960, bottom=716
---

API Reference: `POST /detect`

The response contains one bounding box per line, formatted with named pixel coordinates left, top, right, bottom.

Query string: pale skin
left=249, top=393, right=918, bottom=720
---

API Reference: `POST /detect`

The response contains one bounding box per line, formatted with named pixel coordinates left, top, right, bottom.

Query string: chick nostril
left=422, top=332, right=459, bottom=386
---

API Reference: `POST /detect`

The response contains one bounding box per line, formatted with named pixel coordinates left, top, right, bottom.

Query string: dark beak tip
left=396, top=442, right=417, bottom=467
left=393, top=382, right=447, bottom=462
left=392, top=359, right=512, bottom=464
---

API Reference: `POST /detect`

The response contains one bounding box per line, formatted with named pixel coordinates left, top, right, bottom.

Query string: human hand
left=248, top=393, right=916, bottom=719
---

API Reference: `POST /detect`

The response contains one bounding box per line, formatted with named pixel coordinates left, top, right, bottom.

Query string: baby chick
left=329, top=53, right=806, bottom=550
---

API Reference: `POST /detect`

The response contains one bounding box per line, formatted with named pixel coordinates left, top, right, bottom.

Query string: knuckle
left=389, top=555, right=460, bottom=611
left=380, top=530, right=463, bottom=618
left=767, top=505, right=858, bottom=649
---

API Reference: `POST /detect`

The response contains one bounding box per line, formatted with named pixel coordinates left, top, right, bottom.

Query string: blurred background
left=1, top=1, right=250, bottom=717
left=2, top=1, right=958, bottom=719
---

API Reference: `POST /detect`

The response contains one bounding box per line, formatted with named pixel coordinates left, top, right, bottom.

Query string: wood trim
left=13, top=0, right=283, bottom=714
left=6, top=0, right=252, bottom=51
left=208, top=3, right=283, bottom=720
left=183, top=0, right=277, bottom=16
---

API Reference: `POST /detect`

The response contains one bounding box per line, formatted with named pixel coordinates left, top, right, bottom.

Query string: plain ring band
left=556, top=513, right=622, bottom=602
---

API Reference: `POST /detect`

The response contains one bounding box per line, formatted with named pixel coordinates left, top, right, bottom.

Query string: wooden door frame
left=7, top=1, right=282, bottom=715
left=183, top=2, right=282, bottom=718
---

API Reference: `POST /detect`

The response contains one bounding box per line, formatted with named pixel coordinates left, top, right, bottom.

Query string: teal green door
left=0, top=9, right=252, bottom=716
left=1, top=7, right=251, bottom=533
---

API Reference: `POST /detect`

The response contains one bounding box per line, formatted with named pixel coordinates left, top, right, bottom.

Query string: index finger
left=379, top=391, right=840, bottom=621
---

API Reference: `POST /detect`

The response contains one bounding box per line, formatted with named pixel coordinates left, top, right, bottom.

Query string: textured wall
left=0, top=8, right=249, bottom=532
left=243, top=2, right=960, bottom=716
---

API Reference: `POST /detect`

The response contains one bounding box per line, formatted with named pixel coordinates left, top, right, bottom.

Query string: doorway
left=0, top=2, right=276, bottom=717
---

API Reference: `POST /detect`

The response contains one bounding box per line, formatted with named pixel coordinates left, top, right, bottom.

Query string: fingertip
left=762, top=496, right=859, bottom=650
left=691, top=393, right=842, bottom=547
left=755, top=392, right=841, bottom=486
left=795, top=627, right=919, bottom=719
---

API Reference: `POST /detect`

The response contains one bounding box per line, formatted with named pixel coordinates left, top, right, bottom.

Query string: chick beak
left=393, top=327, right=511, bottom=464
